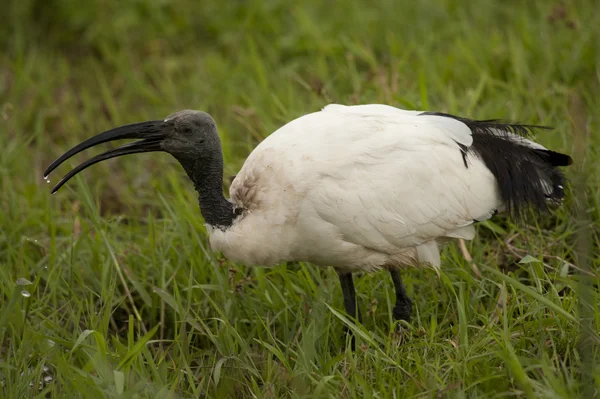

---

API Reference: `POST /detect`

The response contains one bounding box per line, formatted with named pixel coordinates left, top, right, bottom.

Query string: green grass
left=1, top=0, right=599, bottom=397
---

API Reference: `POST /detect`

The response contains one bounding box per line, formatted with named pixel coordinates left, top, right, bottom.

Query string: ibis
left=44, top=104, right=572, bottom=332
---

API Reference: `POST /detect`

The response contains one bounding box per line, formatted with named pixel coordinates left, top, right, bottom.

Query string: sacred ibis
left=44, top=104, right=572, bottom=330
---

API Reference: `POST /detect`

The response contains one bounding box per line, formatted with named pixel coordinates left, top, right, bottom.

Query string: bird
left=44, top=104, right=572, bottom=338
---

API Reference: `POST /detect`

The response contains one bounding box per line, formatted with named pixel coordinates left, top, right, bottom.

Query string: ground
left=1, top=1, right=599, bottom=397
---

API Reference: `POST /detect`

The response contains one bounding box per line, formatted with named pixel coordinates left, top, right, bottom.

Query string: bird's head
left=44, top=110, right=222, bottom=193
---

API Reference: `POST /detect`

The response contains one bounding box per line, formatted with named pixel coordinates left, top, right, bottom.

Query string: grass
left=1, top=0, right=599, bottom=397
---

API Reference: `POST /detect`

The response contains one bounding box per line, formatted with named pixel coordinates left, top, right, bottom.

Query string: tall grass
left=1, top=0, right=599, bottom=397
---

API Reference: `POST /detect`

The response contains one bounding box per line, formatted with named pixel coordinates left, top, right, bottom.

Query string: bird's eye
left=180, top=125, right=193, bottom=136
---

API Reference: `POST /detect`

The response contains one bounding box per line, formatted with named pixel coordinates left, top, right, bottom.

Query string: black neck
left=179, top=153, right=237, bottom=229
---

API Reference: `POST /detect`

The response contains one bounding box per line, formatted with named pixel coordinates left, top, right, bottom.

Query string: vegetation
left=1, top=0, right=598, bottom=397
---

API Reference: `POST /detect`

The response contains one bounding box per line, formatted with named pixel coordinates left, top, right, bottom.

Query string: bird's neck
left=180, top=153, right=238, bottom=230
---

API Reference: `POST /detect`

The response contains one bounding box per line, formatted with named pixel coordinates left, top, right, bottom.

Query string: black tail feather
left=420, top=112, right=573, bottom=219
left=534, top=149, right=573, bottom=167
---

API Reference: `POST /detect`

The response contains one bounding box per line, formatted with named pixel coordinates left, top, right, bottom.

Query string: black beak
left=44, top=120, right=167, bottom=193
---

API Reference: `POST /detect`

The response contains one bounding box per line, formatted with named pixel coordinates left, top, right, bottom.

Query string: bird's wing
left=290, top=105, right=501, bottom=267
left=237, top=103, right=568, bottom=269
left=322, top=104, right=473, bottom=146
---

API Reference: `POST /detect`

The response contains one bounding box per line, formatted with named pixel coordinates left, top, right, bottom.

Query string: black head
left=44, top=110, right=222, bottom=193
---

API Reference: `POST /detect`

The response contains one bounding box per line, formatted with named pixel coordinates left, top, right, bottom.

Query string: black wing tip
left=551, top=152, right=574, bottom=166
left=535, top=149, right=573, bottom=167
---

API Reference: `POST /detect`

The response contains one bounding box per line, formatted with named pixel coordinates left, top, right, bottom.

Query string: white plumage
left=212, top=105, right=503, bottom=271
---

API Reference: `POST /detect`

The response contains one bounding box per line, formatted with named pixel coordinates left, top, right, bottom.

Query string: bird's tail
left=533, top=148, right=572, bottom=200
left=419, top=112, right=573, bottom=219
left=469, top=125, right=573, bottom=219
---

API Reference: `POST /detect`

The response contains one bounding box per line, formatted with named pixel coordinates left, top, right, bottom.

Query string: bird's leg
left=389, top=269, right=412, bottom=322
left=336, top=270, right=362, bottom=350
left=337, top=271, right=362, bottom=322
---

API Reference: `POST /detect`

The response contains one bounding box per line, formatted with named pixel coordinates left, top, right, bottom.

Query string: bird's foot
left=391, top=300, right=412, bottom=345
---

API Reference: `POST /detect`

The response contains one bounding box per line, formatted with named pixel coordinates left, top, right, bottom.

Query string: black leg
left=337, top=271, right=362, bottom=322
left=337, top=270, right=362, bottom=350
left=389, top=269, right=412, bottom=322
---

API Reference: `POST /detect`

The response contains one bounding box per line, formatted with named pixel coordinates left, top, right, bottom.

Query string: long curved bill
left=44, top=120, right=167, bottom=194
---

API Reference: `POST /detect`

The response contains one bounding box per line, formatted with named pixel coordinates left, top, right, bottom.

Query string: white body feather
left=209, top=104, right=509, bottom=272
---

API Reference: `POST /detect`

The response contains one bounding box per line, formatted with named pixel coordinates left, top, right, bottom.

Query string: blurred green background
left=1, top=0, right=599, bottom=398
